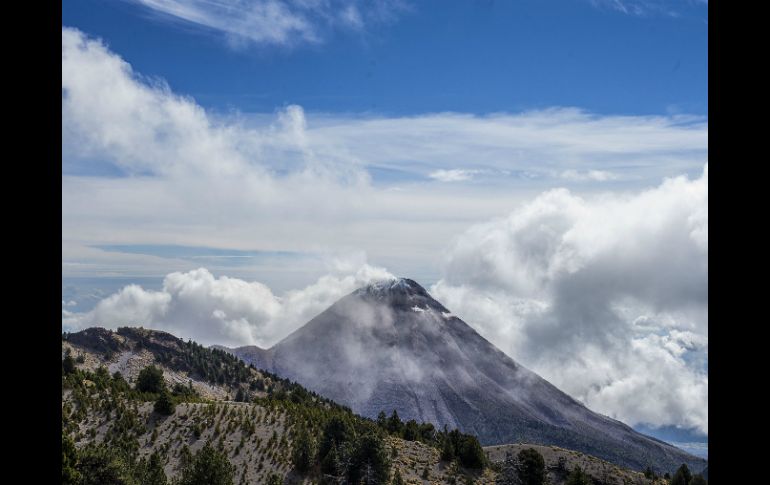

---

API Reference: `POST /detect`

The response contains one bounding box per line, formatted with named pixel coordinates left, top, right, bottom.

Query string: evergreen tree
left=142, top=451, right=167, bottom=485
left=76, top=445, right=136, bottom=485
left=266, top=473, right=284, bottom=485
left=321, top=441, right=342, bottom=477
left=387, top=410, right=403, bottom=436
left=376, top=411, right=387, bottom=429
left=136, top=365, right=165, bottom=393
left=457, top=435, right=485, bottom=469
left=517, top=448, right=546, bottom=485
left=63, top=353, right=76, bottom=375
left=176, top=442, right=235, bottom=485
left=292, top=427, right=316, bottom=474
left=403, top=420, right=420, bottom=441
left=565, top=466, right=593, bottom=485
left=319, top=416, right=354, bottom=464
left=154, top=390, right=175, bottom=415
left=670, top=464, right=692, bottom=485
left=441, top=438, right=456, bottom=462
left=62, top=431, right=81, bottom=485
left=349, top=433, right=390, bottom=484
left=392, top=469, right=405, bottom=485
left=690, top=474, right=707, bottom=485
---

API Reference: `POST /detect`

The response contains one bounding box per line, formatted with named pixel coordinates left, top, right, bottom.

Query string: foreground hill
left=62, top=326, right=677, bottom=484
left=221, top=278, right=706, bottom=474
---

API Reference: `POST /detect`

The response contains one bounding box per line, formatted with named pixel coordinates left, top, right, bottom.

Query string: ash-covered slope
left=225, top=278, right=705, bottom=474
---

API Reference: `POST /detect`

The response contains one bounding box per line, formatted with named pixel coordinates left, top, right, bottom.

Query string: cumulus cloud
left=63, top=262, right=394, bottom=348
left=126, top=0, right=409, bottom=48
left=431, top=166, right=708, bottom=434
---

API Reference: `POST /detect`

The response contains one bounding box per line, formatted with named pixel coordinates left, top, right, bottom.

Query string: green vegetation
left=565, top=465, right=594, bottom=485
left=61, top=328, right=517, bottom=484
left=153, top=389, right=176, bottom=415
left=671, top=463, right=707, bottom=485
left=517, top=448, right=546, bottom=485
left=137, top=365, right=165, bottom=394
left=176, top=442, right=235, bottom=485
left=290, top=426, right=315, bottom=473
left=690, top=474, right=708, bottom=485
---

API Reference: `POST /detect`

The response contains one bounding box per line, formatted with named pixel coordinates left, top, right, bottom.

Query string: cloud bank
left=63, top=262, right=394, bottom=348
left=431, top=165, right=708, bottom=434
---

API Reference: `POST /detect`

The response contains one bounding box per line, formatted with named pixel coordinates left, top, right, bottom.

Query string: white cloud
left=63, top=262, right=394, bottom=348
left=127, top=0, right=408, bottom=48
left=62, top=26, right=707, bottom=283
left=428, top=169, right=480, bottom=182
left=430, top=166, right=707, bottom=434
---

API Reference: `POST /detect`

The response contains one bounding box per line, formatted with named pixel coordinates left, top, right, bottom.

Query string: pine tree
left=136, top=365, right=165, bottom=393
left=62, top=431, right=81, bottom=485
left=690, top=474, right=707, bottom=485
left=142, top=451, right=167, bottom=485
left=377, top=411, right=388, bottom=429
left=153, top=390, right=175, bottom=415
left=670, top=464, right=692, bottom=485
left=441, top=438, right=455, bottom=462
left=349, top=433, right=390, bottom=484
left=517, top=448, right=546, bottom=485
left=457, top=435, right=485, bottom=469
left=63, top=353, right=76, bottom=375
left=387, top=410, right=403, bottom=436
left=176, top=442, right=235, bottom=485
left=565, top=466, right=593, bottom=485
left=392, top=469, right=406, bottom=485
left=292, top=427, right=316, bottom=474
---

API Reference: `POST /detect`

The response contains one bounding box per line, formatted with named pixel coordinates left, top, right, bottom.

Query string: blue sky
left=63, top=0, right=707, bottom=116
left=62, top=0, right=708, bottom=442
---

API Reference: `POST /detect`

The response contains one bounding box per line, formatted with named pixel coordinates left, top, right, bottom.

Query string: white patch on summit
left=441, top=312, right=455, bottom=319
left=412, top=306, right=426, bottom=313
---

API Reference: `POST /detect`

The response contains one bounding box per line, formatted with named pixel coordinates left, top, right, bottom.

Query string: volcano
left=222, top=277, right=705, bottom=473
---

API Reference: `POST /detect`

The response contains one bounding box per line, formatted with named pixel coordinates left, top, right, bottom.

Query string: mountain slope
left=62, top=326, right=668, bottom=485
left=223, top=278, right=706, bottom=474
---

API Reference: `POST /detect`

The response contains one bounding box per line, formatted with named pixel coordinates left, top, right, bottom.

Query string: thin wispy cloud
left=588, top=0, right=705, bottom=17
left=428, top=169, right=480, bottom=183
left=560, top=169, right=618, bottom=182
left=127, top=0, right=409, bottom=47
